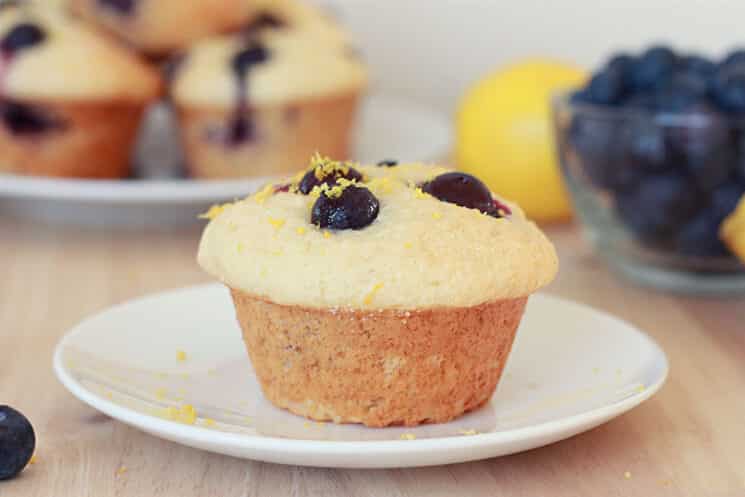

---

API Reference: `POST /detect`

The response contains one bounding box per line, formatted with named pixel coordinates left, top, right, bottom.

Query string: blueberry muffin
left=68, top=0, right=258, bottom=57
left=170, top=16, right=365, bottom=180
left=198, top=156, right=558, bottom=427
left=0, top=5, right=160, bottom=178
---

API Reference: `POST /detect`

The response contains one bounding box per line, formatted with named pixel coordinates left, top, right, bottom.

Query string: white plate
left=54, top=284, right=667, bottom=469
left=0, top=95, right=451, bottom=227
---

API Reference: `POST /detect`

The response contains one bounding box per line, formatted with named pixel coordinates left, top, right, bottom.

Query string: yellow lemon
left=720, top=194, right=745, bottom=263
left=456, top=59, right=587, bottom=223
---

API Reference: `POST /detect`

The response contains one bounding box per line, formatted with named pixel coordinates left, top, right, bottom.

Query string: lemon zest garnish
left=29, top=455, right=37, bottom=465
left=403, top=242, right=413, bottom=249
left=116, top=466, right=127, bottom=477
left=253, top=183, right=275, bottom=205
left=267, top=217, right=286, bottom=230
left=155, top=388, right=167, bottom=400
left=236, top=242, right=245, bottom=254
left=400, top=433, right=416, bottom=440
left=203, top=418, right=216, bottom=427
left=166, top=404, right=197, bottom=425
left=367, top=176, right=395, bottom=194
left=296, top=226, right=307, bottom=235
left=198, top=203, right=232, bottom=220
left=176, top=350, right=187, bottom=362
left=414, top=187, right=429, bottom=199
left=323, top=230, right=332, bottom=239
left=432, top=212, right=443, bottom=220
left=363, top=282, right=384, bottom=306
left=458, top=429, right=478, bottom=436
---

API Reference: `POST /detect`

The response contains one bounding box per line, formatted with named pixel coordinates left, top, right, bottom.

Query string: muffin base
left=0, top=100, right=146, bottom=179
left=230, top=288, right=528, bottom=427
left=177, top=93, right=359, bottom=180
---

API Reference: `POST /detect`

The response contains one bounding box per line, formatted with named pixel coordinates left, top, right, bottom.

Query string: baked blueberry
left=709, top=63, right=745, bottom=113
left=232, top=44, right=270, bottom=78
left=1, top=23, right=46, bottom=55
left=228, top=43, right=270, bottom=144
left=311, top=185, right=379, bottom=230
left=244, top=12, right=286, bottom=33
left=615, top=173, right=698, bottom=243
left=1, top=101, right=60, bottom=135
left=420, top=172, right=501, bottom=216
left=0, top=405, right=35, bottom=481
left=97, top=0, right=137, bottom=15
left=630, top=45, right=678, bottom=91
left=376, top=159, right=398, bottom=167
left=298, top=164, right=363, bottom=194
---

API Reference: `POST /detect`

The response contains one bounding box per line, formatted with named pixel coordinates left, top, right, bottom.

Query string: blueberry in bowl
left=553, top=44, right=745, bottom=294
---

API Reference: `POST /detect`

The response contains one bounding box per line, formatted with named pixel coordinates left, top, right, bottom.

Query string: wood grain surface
left=1, top=217, right=744, bottom=497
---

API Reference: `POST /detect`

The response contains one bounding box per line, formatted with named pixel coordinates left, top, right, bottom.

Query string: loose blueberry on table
left=311, top=185, right=379, bottom=230
left=0, top=405, right=35, bottom=481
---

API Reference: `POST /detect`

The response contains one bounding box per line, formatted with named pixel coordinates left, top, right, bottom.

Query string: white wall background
left=325, top=0, right=745, bottom=114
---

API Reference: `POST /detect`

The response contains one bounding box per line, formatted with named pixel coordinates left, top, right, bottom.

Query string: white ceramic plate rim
left=53, top=285, right=668, bottom=465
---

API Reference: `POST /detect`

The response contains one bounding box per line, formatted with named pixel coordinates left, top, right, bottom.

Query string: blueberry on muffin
left=198, top=156, right=558, bottom=427
left=0, top=5, right=160, bottom=178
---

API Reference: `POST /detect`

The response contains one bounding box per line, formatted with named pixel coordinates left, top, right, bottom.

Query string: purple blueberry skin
left=97, top=0, right=137, bottom=15
left=1, top=23, right=46, bottom=54
left=311, top=185, right=379, bottom=230
left=420, top=172, right=501, bottom=217
left=0, top=406, right=35, bottom=481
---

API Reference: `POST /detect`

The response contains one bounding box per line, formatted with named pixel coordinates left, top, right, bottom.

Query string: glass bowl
left=552, top=92, right=745, bottom=295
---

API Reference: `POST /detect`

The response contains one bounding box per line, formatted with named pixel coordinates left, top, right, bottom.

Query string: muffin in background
left=170, top=6, right=366, bottom=180
left=68, top=0, right=258, bottom=57
left=198, top=157, right=558, bottom=426
left=0, top=5, right=160, bottom=179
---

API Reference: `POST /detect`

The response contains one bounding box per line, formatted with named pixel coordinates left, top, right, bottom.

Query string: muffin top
left=198, top=156, right=558, bottom=310
left=68, top=0, right=259, bottom=56
left=0, top=5, right=160, bottom=102
left=170, top=1, right=365, bottom=107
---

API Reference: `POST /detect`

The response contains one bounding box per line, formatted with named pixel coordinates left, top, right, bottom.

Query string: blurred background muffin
left=169, top=4, right=366, bottom=179
left=67, top=0, right=258, bottom=57
left=0, top=4, right=160, bottom=178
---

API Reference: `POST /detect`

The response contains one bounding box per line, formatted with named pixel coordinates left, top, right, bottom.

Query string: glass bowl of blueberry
left=553, top=45, right=745, bottom=295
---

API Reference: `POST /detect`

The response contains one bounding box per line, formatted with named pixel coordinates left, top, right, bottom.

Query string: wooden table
left=2, top=217, right=744, bottom=497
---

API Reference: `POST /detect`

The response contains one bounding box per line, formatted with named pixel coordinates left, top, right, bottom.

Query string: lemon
left=456, top=59, right=587, bottom=223
left=721, top=194, right=745, bottom=263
